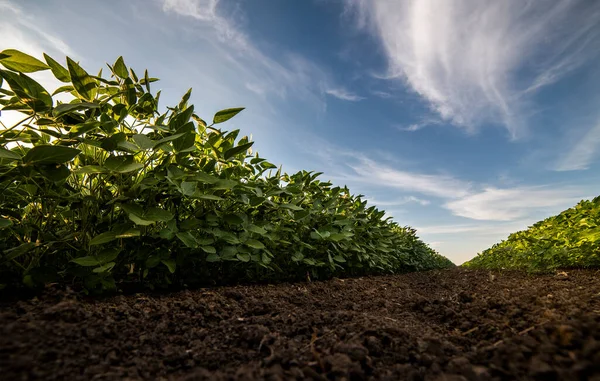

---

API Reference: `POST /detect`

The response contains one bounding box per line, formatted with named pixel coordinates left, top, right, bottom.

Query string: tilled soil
left=1, top=268, right=599, bottom=381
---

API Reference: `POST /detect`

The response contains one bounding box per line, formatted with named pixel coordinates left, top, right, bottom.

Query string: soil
left=1, top=268, right=599, bottom=381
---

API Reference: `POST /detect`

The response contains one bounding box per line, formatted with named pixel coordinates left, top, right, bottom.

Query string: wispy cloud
left=325, top=87, right=364, bottom=101
left=160, top=0, right=351, bottom=111
left=366, top=196, right=431, bottom=207
left=444, top=186, right=586, bottom=221
left=371, top=90, right=393, bottom=99
left=0, top=0, right=74, bottom=57
left=322, top=149, right=591, bottom=222
left=340, top=157, right=473, bottom=199
left=416, top=220, right=531, bottom=235
left=344, top=0, right=600, bottom=138
left=555, top=118, right=600, bottom=171
left=397, top=118, right=440, bottom=132
left=0, top=0, right=76, bottom=127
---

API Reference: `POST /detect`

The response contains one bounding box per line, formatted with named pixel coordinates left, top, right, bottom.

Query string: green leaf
left=69, top=121, right=102, bottom=137
left=213, top=107, right=244, bottom=124
left=261, top=253, right=272, bottom=265
left=180, top=181, right=197, bottom=196
left=38, top=164, right=71, bottom=182
left=121, top=203, right=143, bottom=217
left=224, top=142, right=254, bottom=160
left=100, top=132, right=126, bottom=151
left=93, top=262, right=115, bottom=273
left=71, top=256, right=100, bottom=266
left=146, top=255, right=161, bottom=268
left=0, top=70, right=52, bottom=112
left=161, top=259, right=176, bottom=273
left=89, top=232, right=117, bottom=246
left=43, top=54, right=70, bottom=82
left=53, top=101, right=99, bottom=117
left=173, top=132, right=196, bottom=152
left=212, top=179, right=238, bottom=190
left=153, top=132, right=186, bottom=146
left=0, top=49, right=49, bottom=72
left=159, top=228, right=175, bottom=240
left=128, top=214, right=154, bottom=226
left=206, top=253, right=220, bottom=262
left=191, top=172, right=219, bottom=184
left=52, top=85, right=75, bottom=95
left=67, top=57, right=97, bottom=101
left=0, top=147, right=22, bottom=161
left=23, top=145, right=80, bottom=165
left=193, top=194, right=224, bottom=201
left=280, top=203, right=303, bottom=211
left=145, top=207, right=174, bottom=222
left=132, top=134, right=155, bottom=150
left=3, top=243, right=36, bottom=261
left=236, top=253, right=251, bottom=262
left=113, top=56, right=128, bottom=79
left=0, top=218, right=13, bottom=229
left=74, top=165, right=108, bottom=174
left=201, top=246, right=217, bottom=254
left=245, top=239, right=265, bottom=250
left=176, top=231, right=198, bottom=248
left=104, top=155, right=144, bottom=173
left=224, top=214, right=244, bottom=225
left=115, top=229, right=141, bottom=239
left=97, top=248, right=121, bottom=263
left=246, top=224, right=267, bottom=235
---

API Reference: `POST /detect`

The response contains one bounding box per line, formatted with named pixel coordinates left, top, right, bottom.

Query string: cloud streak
left=444, top=186, right=586, bottom=221
left=325, top=87, right=364, bottom=101
left=345, top=157, right=473, bottom=199
left=555, top=118, right=600, bottom=171
left=345, top=0, right=600, bottom=138
left=0, top=0, right=76, bottom=128
left=160, top=0, right=353, bottom=111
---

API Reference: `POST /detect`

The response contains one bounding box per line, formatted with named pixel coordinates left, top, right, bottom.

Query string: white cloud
left=555, top=119, right=600, bottom=171
left=416, top=220, right=531, bottom=235
left=397, top=118, right=440, bottom=132
left=371, top=90, right=392, bottom=99
left=324, top=87, right=364, bottom=101
left=160, top=0, right=350, bottom=110
left=345, top=0, right=600, bottom=138
left=366, top=195, right=430, bottom=207
left=342, top=157, right=473, bottom=199
left=444, top=186, right=586, bottom=221
left=326, top=152, right=592, bottom=222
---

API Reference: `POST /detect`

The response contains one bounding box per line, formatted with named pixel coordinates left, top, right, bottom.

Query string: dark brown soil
left=1, top=268, right=599, bottom=381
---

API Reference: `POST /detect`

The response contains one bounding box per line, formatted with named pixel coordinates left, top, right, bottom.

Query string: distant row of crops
left=465, top=197, right=600, bottom=271
left=0, top=50, right=453, bottom=292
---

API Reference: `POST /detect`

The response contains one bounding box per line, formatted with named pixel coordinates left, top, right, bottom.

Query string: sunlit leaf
left=213, top=107, right=244, bottom=124
left=0, top=49, right=49, bottom=72
left=0, top=70, right=52, bottom=111
left=113, top=56, right=128, bottom=79
left=67, top=57, right=97, bottom=101
left=43, top=53, right=70, bottom=82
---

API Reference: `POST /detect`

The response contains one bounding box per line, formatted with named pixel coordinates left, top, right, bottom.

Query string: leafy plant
left=0, top=49, right=453, bottom=292
left=464, top=197, right=600, bottom=271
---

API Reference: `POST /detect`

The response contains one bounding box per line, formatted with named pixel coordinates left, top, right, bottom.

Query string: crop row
left=465, top=197, right=600, bottom=271
left=0, top=50, right=453, bottom=292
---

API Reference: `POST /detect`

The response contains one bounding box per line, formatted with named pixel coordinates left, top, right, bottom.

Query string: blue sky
left=2, top=0, right=600, bottom=264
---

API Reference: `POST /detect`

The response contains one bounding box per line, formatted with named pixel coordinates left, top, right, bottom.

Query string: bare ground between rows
left=1, top=268, right=600, bottom=380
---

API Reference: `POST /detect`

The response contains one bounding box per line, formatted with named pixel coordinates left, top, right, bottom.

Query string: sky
left=1, top=0, right=600, bottom=264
